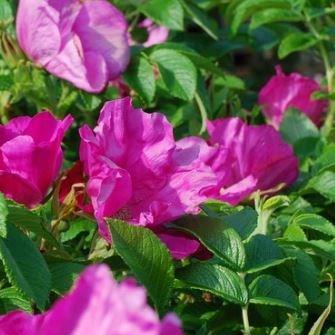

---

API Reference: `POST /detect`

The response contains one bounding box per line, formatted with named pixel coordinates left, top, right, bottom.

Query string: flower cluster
left=0, top=264, right=183, bottom=335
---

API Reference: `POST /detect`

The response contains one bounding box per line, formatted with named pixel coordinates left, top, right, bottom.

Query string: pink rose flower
left=16, top=0, right=130, bottom=93
left=0, top=264, right=183, bottom=335
left=0, top=112, right=72, bottom=207
left=206, top=117, right=299, bottom=205
left=259, top=66, right=328, bottom=128
left=77, top=97, right=216, bottom=257
left=138, top=19, right=169, bottom=47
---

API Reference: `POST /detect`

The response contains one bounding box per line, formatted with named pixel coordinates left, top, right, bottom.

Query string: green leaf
left=0, top=287, right=32, bottom=313
left=179, top=0, right=218, bottom=39
left=230, top=0, right=292, bottom=34
left=262, top=195, right=290, bottom=212
left=0, top=0, right=13, bottom=21
left=284, top=222, right=308, bottom=241
left=177, top=263, right=248, bottom=305
left=285, top=248, right=321, bottom=302
left=123, top=55, right=155, bottom=103
left=174, top=215, right=245, bottom=270
left=49, top=262, right=86, bottom=295
left=249, top=275, right=299, bottom=310
left=0, top=224, right=51, bottom=310
left=0, top=75, right=13, bottom=91
left=223, top=207, right=258, bottom=240
left=293, top=213, right=335, bottom=237
left=150, top=49, right=197, bottom=101
left=279, top=239, right=335, bottom=261
left=245, top=235, right=290, bottom=273
left=250, top=9, right=302, bottom=29
left=140, top=0, right=184, bottom=30
left=280, top=109, right=320, bottom=145
left=307, top=171, right=335, bottom=202
left=152, top=43, right=245, bottom=89
left=308, top=275, right=333, bottom=335
left=60, top=218, right=95, bottom=243
left=0, top=193, right=8, bottom=238
left=7, top=203, right=59, bottom=249
left=278, top=32, right=318, bottom=59
left=314, top=144, right=335, bottom=173
left=109, top=219, right=174, bottom=313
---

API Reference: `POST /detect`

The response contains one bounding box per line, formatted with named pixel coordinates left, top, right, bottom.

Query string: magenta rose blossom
left=259, top=66, right=328, bottom=128
left=78, top=97, right=216, bottom=258
left=138, top=19, right=169, bottom=47
left=206, top=117, right=299, bottom=205
left=0, top=264, right=183, bottom=335
left=0, top=112, right=72, bottom=208
left=16, top=0, right=130, bottom=93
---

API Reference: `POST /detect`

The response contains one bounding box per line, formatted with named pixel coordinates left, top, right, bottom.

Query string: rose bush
left=0, top=0, right=334, bottom=335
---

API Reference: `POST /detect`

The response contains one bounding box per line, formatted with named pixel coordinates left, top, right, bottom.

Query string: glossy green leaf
left=0, top=224, right=51, bottom=310
left=278, top=32, right=318, bottom=59
left=150, top=49, right=197, bottom=101
left=249, top=275, right=299, bottom=310
left=123, top=55, right=156, bottom=103
left=250, top=8, right=302, bottom=29
left=177, top=263, right=248, bottom=305
left=49, top=262, right=86, bottom=295
left=140, top=0, right=184, bottom=30
left=293, top=213, right=335, bottom=237
left=174, top=215, right=245, bottom=270
left=109, top=219, right=174, bottom=313
left=244, top=235, right=290, bottom=273
left=0, top=287, right=32, bottom=313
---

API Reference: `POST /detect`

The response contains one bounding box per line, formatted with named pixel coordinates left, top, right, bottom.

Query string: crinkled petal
left=259, top=65, right=328, bottom=128
left=73, top=0, right=130, bottom=79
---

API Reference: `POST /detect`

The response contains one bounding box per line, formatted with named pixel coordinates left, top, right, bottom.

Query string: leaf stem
left=304, top=13, right=334, bottom=137
left=241, top=304, right=251, bottom=335
left=239, top=272, right=251, bottom=335
left=195, top=92, right=208, bottom=135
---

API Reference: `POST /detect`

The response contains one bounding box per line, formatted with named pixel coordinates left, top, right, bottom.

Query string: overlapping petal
left=76, top=97, right=217, bottom=255
left=259, top=66, right=328, bottom=128
left=206, top=117, right=299, bottom=205
left=16, top=0, right=129, bottom=92
left=0, top=112, right=72, bottom=207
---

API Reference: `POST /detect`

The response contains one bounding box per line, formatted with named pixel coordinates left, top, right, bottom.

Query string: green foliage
left=140, top=0, right=184, bottom=30
left=150, top=48, right=197, bottom=101
left=1, top=0, right=335, bottom=333
left=177, top=263, right=248, bottom=305
left=0, top=224, right=51, bottom=310
left=108, top=219, right=174, bottom=314
left=248, top=275, right=299, bottom=310
left=175, top=215, right=245, bottom=270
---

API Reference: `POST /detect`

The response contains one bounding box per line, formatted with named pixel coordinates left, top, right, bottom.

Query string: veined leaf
left=177, top=263, right=248, bottom=305
left=109, top=219, right=174, bottom=314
